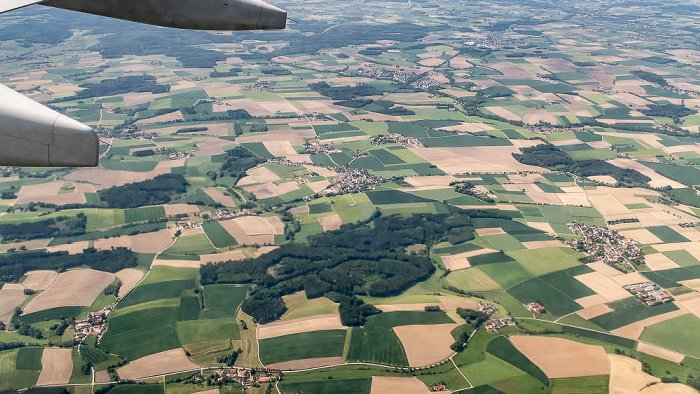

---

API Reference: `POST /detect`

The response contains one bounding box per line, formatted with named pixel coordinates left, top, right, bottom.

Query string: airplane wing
left=0, top=0, right=43, bottom=14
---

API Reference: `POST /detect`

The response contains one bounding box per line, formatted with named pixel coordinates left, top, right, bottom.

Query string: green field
left=176, top=317, right=240, bottom=345
left=550, top=375, right=609, bottom=394
left=124, top=206, right=166, bottom=223
left=446, top=267, right=502, bottom=291
left=259, top=330, right=347, bottom=365
left=639, top=314, right=700, bottom=358
left=539, top=266, right=596, bottom=300
left=165, top=233, right=217, bottom=255
left=177, top=295, right=202, bottom=321
left=20, top=306, right=83, bottom=324
left=100, top=304, right=181, bottom=361
left=202, top=284, right=248, bottom=319
left=663, top=250, right=700, bottom=267
left=0, top=349, right=40, bottom=390
left=202, top=221, right=238, bottom=248
left=645, top=226, right=690, bottom=243
left=486, top=336, right=549, bottom=386
left=507, top=277, right=582, bottom=317
left=591, top=298, right=679, bottom=330
left=347, top=311, right=454, bottom=366
left=508, top=248, right=583, bottom=276
left=479, top=261, right=533, bottom=289
left=280, top=378, right=372, bottom=394
left=15, top=348, right=43, bottom=371
left=119, top=278, right=197, bottom=307
left=482, top=234, right=525, bottom=251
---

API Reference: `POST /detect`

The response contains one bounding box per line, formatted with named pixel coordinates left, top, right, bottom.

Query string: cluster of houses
left=525, top=125, right=593, bottom=135
left=566, top=222, right=644, bottom=270
left=479, top=303, right=498, bottom=316
left=410, top=73, right=443, bottom=90
left=176, top=220, right=202, bottom=230
left=679, top=221, right=700, bottom=228
left=73, top=306, right=112, bottom=341
left=485, top=318, right=513, bottom=332
left=247, top=80, right=278, bottom=92
left=324, top=167, right=385, bottom=196
left=526, top=303, right=546, bottom=316
left=209, top=368, right=273, bottom=388
left=624, top=282, right=674, bottom=306
left=210, top=209, right=255, bottom=221
left=169, top=150, right=193, bottom=160
left=304, top=141, right=342, bottom=154
left=371, top=134, right=421, bottom=147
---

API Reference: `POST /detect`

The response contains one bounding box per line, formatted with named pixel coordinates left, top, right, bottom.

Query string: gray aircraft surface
left=0, top=0, right=287, bottom=167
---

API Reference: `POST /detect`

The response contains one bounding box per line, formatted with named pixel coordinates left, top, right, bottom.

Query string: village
left=324, top=167, right=385, bottom=195
left=624, top=282, right=674, bottom=306
left=372, top=133, right=422, bottom=147
left=72, top=305, right=112, bottom=342
left=566, top=222, right=645, bottom=272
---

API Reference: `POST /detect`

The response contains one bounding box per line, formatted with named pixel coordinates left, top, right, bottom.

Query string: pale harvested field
left=510, top=336, right=610, bottom=378
left=22, top=270, right=59, bottom=291
left=680, top=279, right=700, bottom=292
left=115, top=269, right=144, bottom=298
left=257, top=314, right=345, bottom=340
left=263, top=140, right=297, bottom=157
left=611, top=310, right=687, bottom=339
left=608, top=354, right=697, bottom=394
left=588, top=194, right=634, bottom=221
left=66, top=167, right=173, bottom=190
left=610, top=272, right=650, bottom=287
left=36, top=348, right=72, bottom=386
left=441, top=248, right=498, bottom=271
left=94, top=370, right=111, bottom=384
left=485, top=106, right=522, bottom=121
left=205, top=189, right=236, bottom=207
left=438, top=296, right=479, bottom=311
left=152, top=259, right=201, bottom=268
left=23, top=269, right=115, bottom=314
left=608, top=159, right=686, bottom=189
left=201, top=250, right=247, bottom=264
left=16, top=182, right=93, bottom=205
left=681, top=242, right=700, bottom=260
left=645, top=254, right=681, bottom=271
left=237, top=129, right=315, bottom=146
left=676, top=292, right=700, bottom=318
left=221, top=219, right=274, bottom=245
left=394, top=323, right=458, bottom=367
left=307, top=180, right=330, bottom=193
left=370, top=376, right=431, bottom=394
left=248, top=166, right=282, bottom=183
left=245, top=181, right=300, bottom=199
left=575, top=272, right=630, bottom=302
left=267, top=356, right=342, bottom=370
left=194, top=138, right=236, bottom=157
left=94, top=229, right=174, bottom=254
left=164, top=204, right=200, bottom=216
left=589, top=175, right=618, bottom=185
left=577, top=303, right=614, bottom=319
left=526, top=222, right=555, bottom=234
left=47, top=241, right=91, bottom=255
left=476, top=228, right=505, bottom=236
left=410, top=146, right=545, bottom=173
left=522, top=240, right=566, bottom=249
left=609, top=354, right=657, bottom=394
left=619, top=229, right=663, bottom=245
left=636, top=342, right=685, bottom=363
left=575, top=294, right=608, bottom=308
left=123, top=92, right=155, bottom=106
left=376, top=303, right=441, bottom=312
left=0, top=284, right=28, bottom=324
left=135, top=110, right=184, bottom=125
left=117, top=349, right=199, bottom=380
left=588, top=261, right=623, bottom=277
left=318, top=214, right=342, bottom=231
left=404, top=176, right=458, bottom=188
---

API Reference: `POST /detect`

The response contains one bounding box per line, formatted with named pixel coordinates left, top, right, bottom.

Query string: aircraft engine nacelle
left=0, top=84, right=99, bottom=167
left=43, top=0, right=287, bottom=30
